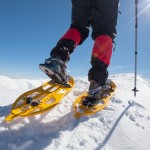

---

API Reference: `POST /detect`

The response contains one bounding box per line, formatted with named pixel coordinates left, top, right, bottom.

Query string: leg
left=82, top=0, right=119, bottom=107
left=89, top=0, right=119, bottom=85
left=51, top=0, right=92, bottom=62
left=40, top=0, right=92, bottom=84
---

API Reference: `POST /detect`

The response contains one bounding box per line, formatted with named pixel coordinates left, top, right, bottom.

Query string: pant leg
left=51, top=0, right=92, bottom=61
left=91, top=0, right=119, bottom=40
left=88, top=0, right=119, bottom=84
left=60, top=0, right=93, bottom=45
left=71, top=0, right=92, bottom=44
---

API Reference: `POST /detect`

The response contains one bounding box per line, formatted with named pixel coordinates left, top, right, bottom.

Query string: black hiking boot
left=39, top=57, right=68, bottom=85
left=82, top=80, right=112, bottom=108
left=39, top=39, right=76, bottom=85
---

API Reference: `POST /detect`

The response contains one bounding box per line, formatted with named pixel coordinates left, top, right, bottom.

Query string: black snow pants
left=71, top=0, right=119, bottom=43
left=51, top=0, right=119, bottom=85
left=70, top=0, right=119, bottom=84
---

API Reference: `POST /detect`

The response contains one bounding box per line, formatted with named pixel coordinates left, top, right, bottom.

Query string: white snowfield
left=0, top=73, right=150, bottom=150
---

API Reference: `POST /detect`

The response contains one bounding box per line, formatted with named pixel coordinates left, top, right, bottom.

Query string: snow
left=0, top=73, right=150, bottom=150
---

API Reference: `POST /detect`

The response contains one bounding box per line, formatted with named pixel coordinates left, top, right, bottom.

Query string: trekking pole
left=132, top=0, right=139, bottom=97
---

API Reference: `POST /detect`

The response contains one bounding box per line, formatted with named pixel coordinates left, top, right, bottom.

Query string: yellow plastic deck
left=73, top=81, right=116, bottom=118
left=5, top=76, right=74, bottom=122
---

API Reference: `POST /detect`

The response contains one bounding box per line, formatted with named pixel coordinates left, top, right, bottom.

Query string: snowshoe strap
left=88, top=86, right=103, bottom=95
left=88, top=79, right=112, bottom=95
left=45, top=58, right=67, bottom=67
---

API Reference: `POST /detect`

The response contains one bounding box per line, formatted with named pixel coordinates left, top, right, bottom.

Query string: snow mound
left=0, top=74, right=150, bottom=150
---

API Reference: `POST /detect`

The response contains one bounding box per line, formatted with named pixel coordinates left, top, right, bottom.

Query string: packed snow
left=0, top=73, right=150, bottom=150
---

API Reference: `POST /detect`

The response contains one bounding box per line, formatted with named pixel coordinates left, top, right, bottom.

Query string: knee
left=70, top=24, right=90, bottom=44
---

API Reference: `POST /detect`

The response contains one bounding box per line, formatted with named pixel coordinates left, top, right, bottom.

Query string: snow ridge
left=0, top=74, right=150, bottom=150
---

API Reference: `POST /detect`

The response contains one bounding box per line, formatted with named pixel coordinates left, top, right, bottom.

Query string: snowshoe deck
left=73, top=81, right=116, bottom=118
left=5, top=76, right=74, bottom=122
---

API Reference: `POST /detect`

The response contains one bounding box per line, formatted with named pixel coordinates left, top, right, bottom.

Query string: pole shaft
left=133, top=0, right=138, bottom=96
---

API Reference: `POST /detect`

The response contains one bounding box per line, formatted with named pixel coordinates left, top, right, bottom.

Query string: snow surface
left=0, top=73, right=150, bottom=150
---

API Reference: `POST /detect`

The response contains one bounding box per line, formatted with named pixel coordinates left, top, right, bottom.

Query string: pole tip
left=132, top=87, right=139, bottom=97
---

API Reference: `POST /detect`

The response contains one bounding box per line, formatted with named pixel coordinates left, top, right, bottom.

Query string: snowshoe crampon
left=73, top=81, right=116, bottom=118
left=5, top=76, right=74, bottom=122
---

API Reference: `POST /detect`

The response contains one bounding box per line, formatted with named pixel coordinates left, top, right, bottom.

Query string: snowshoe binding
left=73, top=79, right=116, bottom=118
left=26, top=97, right=40, bottom=106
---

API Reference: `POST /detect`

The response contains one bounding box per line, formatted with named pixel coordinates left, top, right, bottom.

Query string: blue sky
left=0, top=0, right=150, bottom=79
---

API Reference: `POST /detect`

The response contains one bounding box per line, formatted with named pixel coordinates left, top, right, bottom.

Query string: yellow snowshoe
left=73, top=80, right=116, bottom=118
left=5, top=76, right=74, bottom=122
